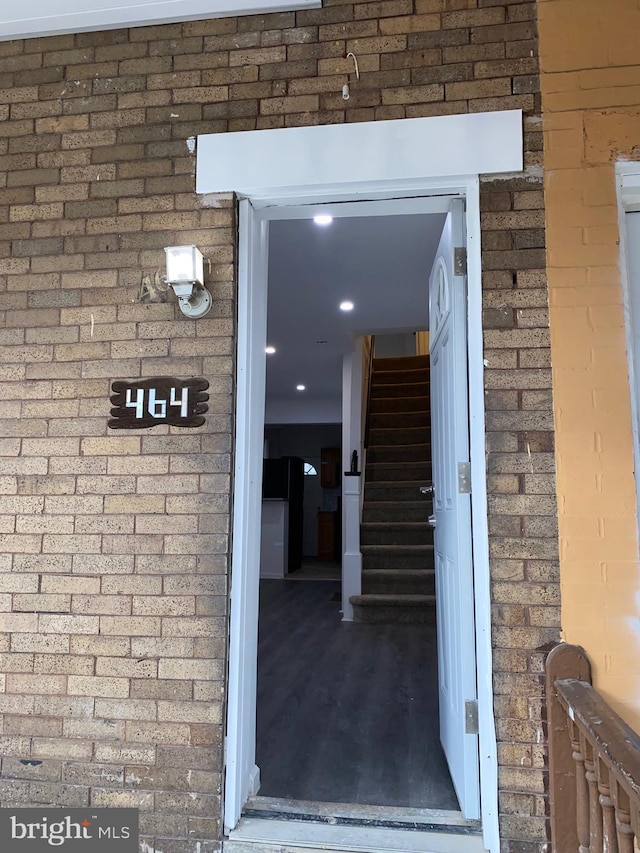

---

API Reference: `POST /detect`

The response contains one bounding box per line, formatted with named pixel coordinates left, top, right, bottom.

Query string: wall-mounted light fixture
left=164, top=245, right=212, bottom=318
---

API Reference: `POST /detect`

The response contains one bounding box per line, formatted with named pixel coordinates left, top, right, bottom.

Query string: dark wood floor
left=256, top=579, right=459, bottom=810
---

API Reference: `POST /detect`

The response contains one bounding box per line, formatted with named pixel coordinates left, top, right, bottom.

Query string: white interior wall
left=375, top=332, right=420, bottom=358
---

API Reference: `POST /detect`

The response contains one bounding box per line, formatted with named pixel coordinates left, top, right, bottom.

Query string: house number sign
left=109, top=377, right=209, bottom=429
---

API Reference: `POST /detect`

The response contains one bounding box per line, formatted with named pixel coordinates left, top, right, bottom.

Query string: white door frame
left=616, top=162, right=640, bottom=540
left=229, top=185, right=497, bottom=850
left=196, top=111, right=524, bottom=853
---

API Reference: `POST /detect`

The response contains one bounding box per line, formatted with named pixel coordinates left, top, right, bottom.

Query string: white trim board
left=196, top=111, right=523, bottom=202
left=618, top=161, right=640, bottom=211
left=0, top=0, right=319, bottom=41
left=616, top=161, right=640, bottom=548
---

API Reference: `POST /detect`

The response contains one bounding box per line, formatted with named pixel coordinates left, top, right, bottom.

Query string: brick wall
left=481, top=173, right=558, bottom=849
left=0, top=2, right=559, bottom=851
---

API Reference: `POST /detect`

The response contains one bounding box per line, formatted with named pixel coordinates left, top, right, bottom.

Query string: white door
left=429, top=198, right=480, bottom=819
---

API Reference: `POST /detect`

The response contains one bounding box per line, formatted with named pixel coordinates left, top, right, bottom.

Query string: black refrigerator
left=262, top=456, right=304, bottom=573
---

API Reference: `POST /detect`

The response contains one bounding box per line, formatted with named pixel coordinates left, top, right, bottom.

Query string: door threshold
left=244, top=795, right=480, bottom=833
left=224, top=814, right=487, bottom=853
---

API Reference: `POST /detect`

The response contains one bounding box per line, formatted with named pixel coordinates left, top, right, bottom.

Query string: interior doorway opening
left=251, top=204, right=469, bottom=819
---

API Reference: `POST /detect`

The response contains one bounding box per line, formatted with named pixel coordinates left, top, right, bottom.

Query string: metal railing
left=546, top=644, right=640, bottom=852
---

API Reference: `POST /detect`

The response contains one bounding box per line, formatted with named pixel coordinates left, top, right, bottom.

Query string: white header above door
left=0, top=0, right=319, bottom=42
left=196, top=110, right=524, bottom=203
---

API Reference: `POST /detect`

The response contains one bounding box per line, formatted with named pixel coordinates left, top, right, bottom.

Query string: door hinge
left=458, top=461, right=471, bottom=494
left=465, top=700, right=479, bottom=735
left=454, top=246, right=467, bottom=276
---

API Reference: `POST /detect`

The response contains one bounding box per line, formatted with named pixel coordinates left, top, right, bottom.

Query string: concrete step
left=370, top=395, right=430, bottom=414
left=224, top=814, right=485, bottom=853
left=367, top=443, right=430, bottom=464
left=362, top=568, right=435, bottom=595
left=361, top=521, right=433, bottom=547
left=362, top=500, right=431, bottom=523
left=350, top=593, right=437, bottom=625
left=362, top=544, right=435, bottom=570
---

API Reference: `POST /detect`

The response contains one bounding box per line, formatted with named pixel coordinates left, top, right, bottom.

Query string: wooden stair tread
left=350, top=594, right=436, bottom=606
left=365, top=480, right=431, bottom=486
left=373, top=354, right=430, bottom=369
left=369, top=430, right=430, bottom=435
left=360, top=518, right=427, bottom=531
left=361, top=543, right=434, bottom=553
left=371, top=390, right=430, bottom=395
left=371, top=390, right=429, bottom=395
left=367, top=459, right=431, bottom=466
left=368, top=441, right=431, bottom=449
left=363, top=568, right=434, bottom=577
left=370, top=399, right=430, bottom=413
left=366, top=461, right=429, bottom=468
left=363, top=500, right=428, bottom=507
left=372, top=377, right=430, bottom=387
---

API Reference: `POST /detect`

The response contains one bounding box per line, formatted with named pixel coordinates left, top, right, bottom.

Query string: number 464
left=125, top=387, right=189, bottom=419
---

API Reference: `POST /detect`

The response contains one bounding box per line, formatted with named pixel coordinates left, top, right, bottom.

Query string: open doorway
left=252, top=206, right=470, bottom=816
left=224, top=190, right=495, bottom=853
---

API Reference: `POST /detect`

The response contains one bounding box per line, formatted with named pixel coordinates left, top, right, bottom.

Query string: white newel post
left=342, top=474, right=362, bottom=622
left=341, top=346, right=363, bottom=621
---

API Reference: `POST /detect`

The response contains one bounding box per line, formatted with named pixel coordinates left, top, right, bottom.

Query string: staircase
left=350, top=354, right=435, bottom=625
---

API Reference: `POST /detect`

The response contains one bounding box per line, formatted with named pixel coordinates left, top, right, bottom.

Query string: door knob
left=420, top=484, right=434, bottom=495
left=428, top=514, right=437, bottom=528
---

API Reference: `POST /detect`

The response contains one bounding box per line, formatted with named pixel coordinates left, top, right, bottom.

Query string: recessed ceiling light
left=339, top=300, right=354, bottom=312
left=296, top=384, right=306, bottom=391
left=265, top=345, right=276, bottom=354
left=313, top=214, right=333, bottom=226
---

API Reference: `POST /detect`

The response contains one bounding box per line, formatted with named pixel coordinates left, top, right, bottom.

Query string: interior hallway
left=255, top=579, right=459, bottom=811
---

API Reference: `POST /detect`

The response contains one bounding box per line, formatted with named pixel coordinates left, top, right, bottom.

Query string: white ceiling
left=265, top=212, right=446, bottom=422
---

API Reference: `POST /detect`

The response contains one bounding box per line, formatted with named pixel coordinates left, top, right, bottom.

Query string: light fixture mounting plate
left=178, top=287, right=212, bottom=319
